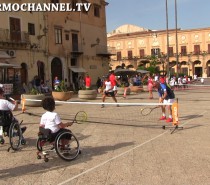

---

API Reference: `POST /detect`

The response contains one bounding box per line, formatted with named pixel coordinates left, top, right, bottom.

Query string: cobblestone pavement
left=1, top=87, right=210, bottom=185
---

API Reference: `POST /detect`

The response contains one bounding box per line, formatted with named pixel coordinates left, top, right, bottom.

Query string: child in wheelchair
left=39, top=97, right=72, bottom=140
left=37, top=97, right=81, bottom=161
left=0, top=87, right=27, bottom=150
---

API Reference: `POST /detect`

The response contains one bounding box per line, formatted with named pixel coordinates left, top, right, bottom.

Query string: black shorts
left=104, top=91, right=115, bottom=97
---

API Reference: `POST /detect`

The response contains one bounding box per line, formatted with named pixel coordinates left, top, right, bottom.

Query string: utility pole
left=175, top=0, right=179, bottom=78
left=166, top=0, right=170, bottom=76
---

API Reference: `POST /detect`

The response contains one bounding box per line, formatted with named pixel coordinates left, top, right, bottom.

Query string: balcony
left=0, top=28, right=30, bottom=49
left=70, top=43, right=83, bottom=58
left=96, top=45, right=116, bottom=57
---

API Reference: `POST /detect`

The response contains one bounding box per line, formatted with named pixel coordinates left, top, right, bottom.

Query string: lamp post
left=175, top=0, right=179, bottom=78
left=166, top=0, right=170, bottom=76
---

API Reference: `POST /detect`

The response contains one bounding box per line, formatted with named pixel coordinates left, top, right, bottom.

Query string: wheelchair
left=36, top=127, right=81, bottom=162
left=0, top=110, right=26, bottom=152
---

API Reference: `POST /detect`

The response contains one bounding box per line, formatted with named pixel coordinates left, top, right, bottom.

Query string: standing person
left=109, top=71, right=118, bottom=95
left=142, top=74, right=154, bottom=99
left=85, top=74, right=91, bottom=89
left=101, top=76, right=119, bottom=108
left=53, top=76, right=60, bottom=91
left=153, top=79, right=175, bottom=123
left=34, top=75, right=41, bottom=92
left=40, top=97, right=73, bottom=141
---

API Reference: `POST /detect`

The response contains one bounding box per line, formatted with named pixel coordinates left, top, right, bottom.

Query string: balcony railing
left=0, top=28, right=29, bottom=44
left=96, top=45, right=116, bottom=57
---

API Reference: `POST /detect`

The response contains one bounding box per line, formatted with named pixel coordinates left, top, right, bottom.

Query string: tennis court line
left=57, top=110, right=207, bottom=185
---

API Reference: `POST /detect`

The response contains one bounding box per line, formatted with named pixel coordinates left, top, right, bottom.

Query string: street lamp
left=165, top=0, right=170, bottom=76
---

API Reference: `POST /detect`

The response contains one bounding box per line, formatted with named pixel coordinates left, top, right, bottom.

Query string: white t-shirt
left=0, top=99, right=15, bottom=111
left=105, top=81, right=113, bottom=92
left=40, top=111, right=61, bottom=133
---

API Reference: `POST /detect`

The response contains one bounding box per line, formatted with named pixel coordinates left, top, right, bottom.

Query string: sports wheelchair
left=36, top=127, right=81, bottom=162
left=0, top=110, right=26, bottom=152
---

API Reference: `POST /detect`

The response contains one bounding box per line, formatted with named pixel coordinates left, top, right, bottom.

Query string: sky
left=106, top=0, right=210, bottom=33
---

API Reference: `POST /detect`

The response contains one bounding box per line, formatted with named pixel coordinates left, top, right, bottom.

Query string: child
left=40, top=97, right=72, bottom=141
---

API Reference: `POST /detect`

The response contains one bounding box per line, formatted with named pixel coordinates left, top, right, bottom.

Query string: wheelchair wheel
left=36, top=138, right=43, bottom=151
left=55, top=131, right=80, bottom=161
left=9, top=121, right=21, bottom=151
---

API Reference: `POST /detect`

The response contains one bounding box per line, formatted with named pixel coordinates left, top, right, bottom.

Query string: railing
left=96, top=45, right=116, bottom=56
left=70, top=43, right=83, bottom=53
left=0, top=28, right=29, bottom=43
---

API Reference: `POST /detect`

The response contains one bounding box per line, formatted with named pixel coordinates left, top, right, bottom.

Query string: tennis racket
left=140, top=106, right=159, bottom=116
left=72, top=111, right=87, bottom=124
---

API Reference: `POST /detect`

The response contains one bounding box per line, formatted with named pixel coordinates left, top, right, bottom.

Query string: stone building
left=0, top=0, right=113, bottom=91
left=108, top=24, right=210, bottom=78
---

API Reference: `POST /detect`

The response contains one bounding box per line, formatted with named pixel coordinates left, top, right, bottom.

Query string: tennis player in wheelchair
left=37, top=97, right=80, bottom=162
left=0, top=87, right=27, bottom=151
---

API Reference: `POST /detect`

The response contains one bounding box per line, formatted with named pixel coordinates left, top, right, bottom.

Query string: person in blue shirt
left=53, top=76, right=60, bottom=91
left=153, top=77, right=175, bottom=123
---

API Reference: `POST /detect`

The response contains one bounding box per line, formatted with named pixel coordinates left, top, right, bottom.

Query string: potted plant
left=78, top=86, right=97, bottom=100
left=52, top=80, right=73, bottom=101
left=21, top=87, right=45, bottom=107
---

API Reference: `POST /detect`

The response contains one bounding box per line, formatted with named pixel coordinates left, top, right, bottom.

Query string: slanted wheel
left=36, top=138, right=44, bottom=151
left=9, top=121, right=21, bottom=151
left=55, top=131, right=80, bottom=161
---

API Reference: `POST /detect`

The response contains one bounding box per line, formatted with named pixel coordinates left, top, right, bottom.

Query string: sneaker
left=101, top=104, right=104, bottom=108
left=159, top=116, right=166, bottom=120
left=165, top=118, right=173, bottom=123
left=21, top=126, right=27, bottom=134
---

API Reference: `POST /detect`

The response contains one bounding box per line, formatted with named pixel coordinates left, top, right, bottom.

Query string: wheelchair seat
left=38, top=127, right=52, bottom=141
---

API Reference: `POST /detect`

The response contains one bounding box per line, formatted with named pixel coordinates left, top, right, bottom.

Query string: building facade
left=0, top=0, right=113, bottom=91
left=108, top=24, right=210, bottom=78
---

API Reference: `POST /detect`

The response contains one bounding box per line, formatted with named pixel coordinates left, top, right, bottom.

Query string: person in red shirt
left=109, top=71, right=117, bottom=95
left=85, top=74, right=91, bottom=89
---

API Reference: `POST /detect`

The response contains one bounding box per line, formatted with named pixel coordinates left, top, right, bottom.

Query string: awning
left=0, top=62, right=21, bottom=68
left=0, top=51, right=11, bottom=59
left=70, top=67, right=86, bottom=73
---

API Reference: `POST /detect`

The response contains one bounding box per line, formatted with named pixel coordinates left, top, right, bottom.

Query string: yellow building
left=108, top=24, right=210, bottom=78
left=0, top=0, right=113, bottom=91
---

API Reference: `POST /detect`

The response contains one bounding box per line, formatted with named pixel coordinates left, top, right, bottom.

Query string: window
left=72, top=0, right=77, bottom=9
left=72, top=33, right=78, bottom=51
left=94, top=4, right=100, bottom=17
left=55, top=28, right=62, bottom=44
left=208, top=44, right=210, bottom=54
left=151, top=48, right=160, bottom=56
left=82, top=0, right=88, bottom=14
left=168, top=47, right=174, bottom=57
left=128, top=50, right=133, bottom=60
left=65, top=34, right=69, bottom=40
left=71, top=58, right=77, bottom=66
left=194, top=45, right=200, bottom=55
left=51, top=0, right=59, bottom=3
left=117, top=51, right=121, bottom=61
left=28, top=23, right=35, bottom=35
left=139, top=49, right=145, bottom=58
left=181, top=46, right=187, bottom=56
left=9, top=17, right=21, bottom=42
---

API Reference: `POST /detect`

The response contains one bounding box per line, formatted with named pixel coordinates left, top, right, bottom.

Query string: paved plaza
left=1, top=86, right=210, bottom=185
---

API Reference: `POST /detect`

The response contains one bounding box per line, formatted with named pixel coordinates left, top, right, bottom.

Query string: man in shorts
left=101, top=75, right=118, bottom=108
left=153, top=79, right=175, bottom=123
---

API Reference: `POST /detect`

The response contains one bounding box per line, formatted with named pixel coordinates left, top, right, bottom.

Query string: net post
left=171, top=98, right=183, bottom=134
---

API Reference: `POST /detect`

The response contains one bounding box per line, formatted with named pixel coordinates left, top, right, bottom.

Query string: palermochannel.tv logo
left=0, top=3, right=91, bottom=12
